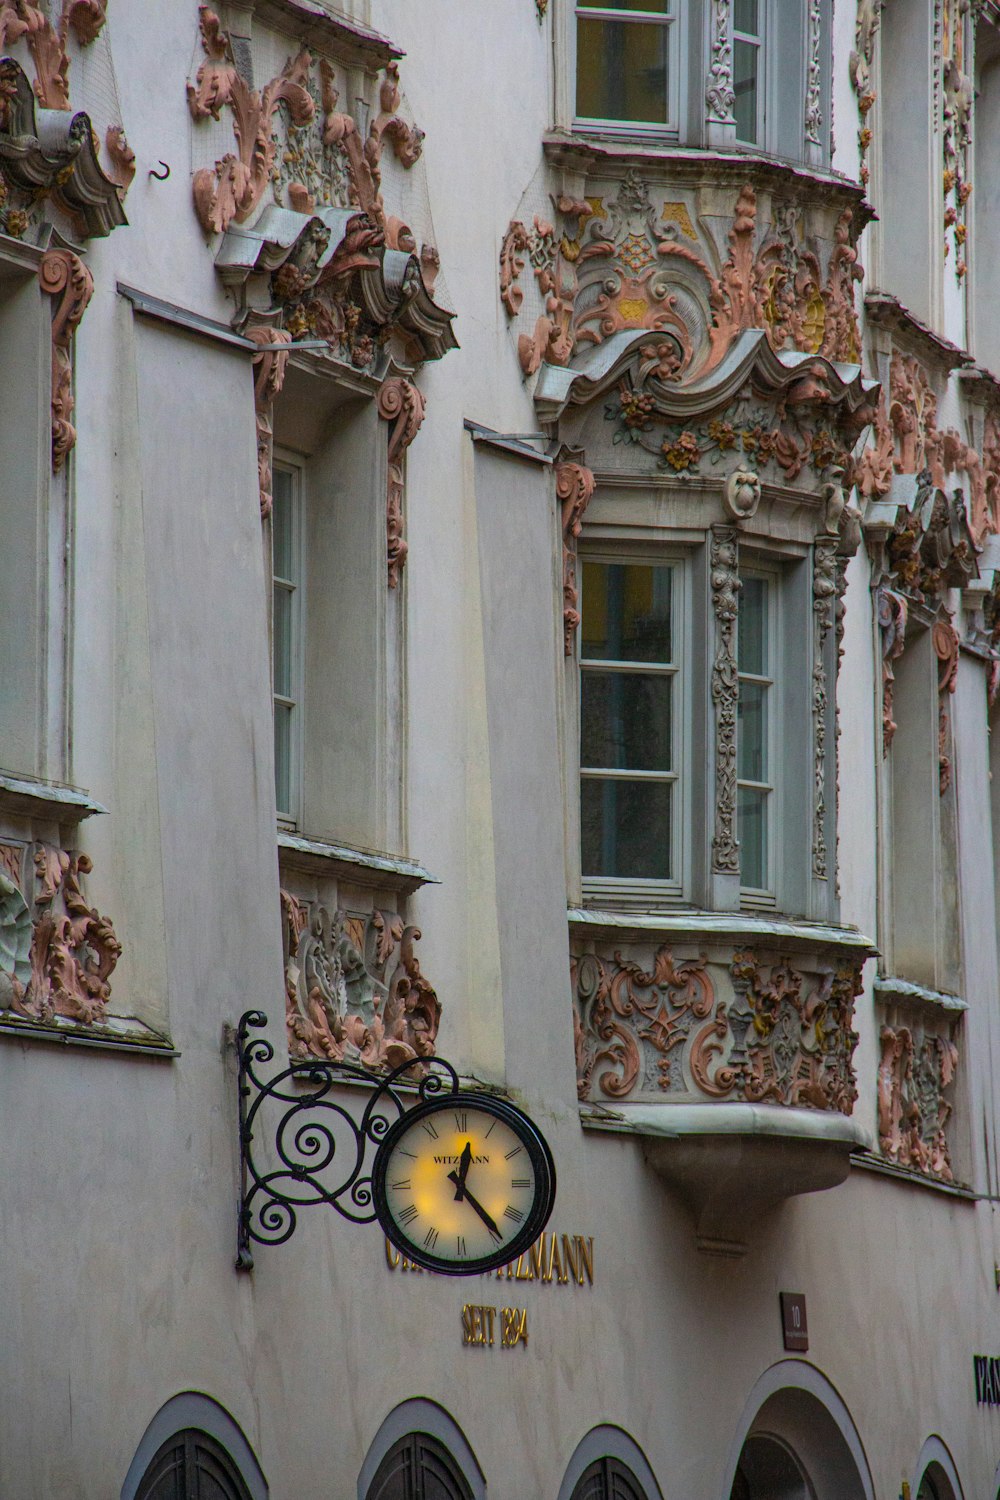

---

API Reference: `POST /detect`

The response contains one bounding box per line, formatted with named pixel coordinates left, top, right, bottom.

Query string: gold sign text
left=384, top=1230, right=594, bottom=1286
left=462, top=1304, right=528, bottom=1349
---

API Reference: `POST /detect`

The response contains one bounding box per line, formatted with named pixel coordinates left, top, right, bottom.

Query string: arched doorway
left=723, top=1363, right=874, bottom=1500
left=364, top=1432, right=473, bottom=1500
left=569, top=1454, right=651, bottom=1499
left=135, top=1430, right=254, bottom=1500
left=913, top=1436, right=964, bottom=1500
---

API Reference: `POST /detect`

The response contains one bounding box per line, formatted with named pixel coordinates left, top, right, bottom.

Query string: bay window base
left=583, top=1102, right=870, bottom=1256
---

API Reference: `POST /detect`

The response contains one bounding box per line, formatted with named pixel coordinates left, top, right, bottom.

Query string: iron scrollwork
left=235, top=1008, right=460, bottom=1269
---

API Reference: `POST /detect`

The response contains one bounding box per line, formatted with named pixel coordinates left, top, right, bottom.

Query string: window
left=569, top=1456, right=651, bottom=1500
left=575, top=0, right=677, bottom=131
left=737, top=571, right=776, bottom=898
left=733, top=0, right=763, bottom=145
left=580, top=557, right=682, bottom=899
left=271, top=460, right=304, bottom=827
left=365, top=1432, right=474, bottom=1500
left=134, top=1429, right=254, bottom=1500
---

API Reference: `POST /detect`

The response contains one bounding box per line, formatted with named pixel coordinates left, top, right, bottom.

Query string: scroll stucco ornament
left=247, top=326, right=292, bottom=519
left=710, top=527, right=740, bottom=875
left=0, top=867, right=32, bottom=1009
left=0, top=0, right=107, bottom=110
left=38, top=247, right=94, bottom=471
left=723, top=468, right=760, bottom=523
left=878, top=1021, right=958, bottom=1181
left=377, top=377, right=426, bottom=588
left=812, top=539, right=838, bottom=878
left=557, top=461, right=595, bottom=653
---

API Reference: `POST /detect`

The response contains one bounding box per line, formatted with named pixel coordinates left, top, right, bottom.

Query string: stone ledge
left=0, top=1012, right=177, bottom=1058
left=568, top=906, right=877, bottom=957
left=850, top=1151, right=976, bottom=1200
left=0, top=772, right=106, bottom=824
left=278, top=831, right=437, bottom=894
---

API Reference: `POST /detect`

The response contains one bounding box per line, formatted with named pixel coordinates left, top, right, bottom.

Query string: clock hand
left=451, top=1141, right=473, bottom=1201
left=447, top=1173, right=502, bottom=1241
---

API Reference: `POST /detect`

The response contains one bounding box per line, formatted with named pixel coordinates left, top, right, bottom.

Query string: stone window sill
left=0, top=1012, right=177, bottom=1058
left=278, top=830, right=437, bottom=896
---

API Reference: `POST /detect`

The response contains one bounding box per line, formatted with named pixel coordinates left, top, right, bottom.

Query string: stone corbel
left=38, top=246, right=93, bottom=472
left=704, top=0, right=737, bottom=147
left=556, top=460, right=595, bottom=655
left=247, top=326, right=292, bottom=519
left=376, top=376, right=426, bottom=588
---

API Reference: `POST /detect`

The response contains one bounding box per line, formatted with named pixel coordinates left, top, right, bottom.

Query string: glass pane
left=576, top=18, right=669, bottom=123
left=272, top=584, right=293, bottom=698
left=738, top=575, right=768, bottom=676
left=578, top=0, right=669, bottom=10
left=581, top=562, right=673, bottom=662
left=738, top=786, right=768, bottom=888
left=581, top=777, right=672, bottom=879
left=272, top=469, right=295, bottom=578
left=274, top=702, right=292, bottom=814
left=737, top=680, right=767, bottom=782
left=734, top=0, right=759, bottom=33
left=734, top=38, right=759, bottom=143
left=581, top=670, right=672, bottom=771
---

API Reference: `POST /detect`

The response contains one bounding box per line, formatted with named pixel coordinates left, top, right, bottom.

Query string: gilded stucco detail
left=556, top=461, right=595, bottom=655
left=573, top=944, right=861, bottom=1113
left=710, top=527, right=740, bottom=876
left=282, top=890, right=441, bottom=1067
left=0, top=844, right=121, bottom=1026
left=878, top=1017, right=958, bottom=1181
left=39, top=247, right=94, bottom=472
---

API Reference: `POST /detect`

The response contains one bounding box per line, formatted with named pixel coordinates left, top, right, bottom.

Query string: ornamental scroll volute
left=281, top=889, right=441, bottom=1068
left=556, top=461, right=595, bottom=655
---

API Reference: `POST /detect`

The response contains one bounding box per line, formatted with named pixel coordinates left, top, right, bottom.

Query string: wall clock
left=372, top=1093, right=556, bottom=1275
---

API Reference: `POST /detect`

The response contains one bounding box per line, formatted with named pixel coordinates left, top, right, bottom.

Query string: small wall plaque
left=780, top=1292, right=808, bottom=1352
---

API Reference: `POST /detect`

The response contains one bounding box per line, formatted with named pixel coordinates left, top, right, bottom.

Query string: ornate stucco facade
left=2, top=1, right=1000, bottom=1497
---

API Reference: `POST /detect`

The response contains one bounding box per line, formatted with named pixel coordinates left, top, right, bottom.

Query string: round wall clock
left=372, top=1093, right=556, bottom=1275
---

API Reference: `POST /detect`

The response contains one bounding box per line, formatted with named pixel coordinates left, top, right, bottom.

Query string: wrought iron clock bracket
left=233, top=1008, right=461, bottom=1271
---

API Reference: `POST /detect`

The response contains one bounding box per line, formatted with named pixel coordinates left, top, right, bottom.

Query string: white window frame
left=733, top=0, right=766, bottom=147
left=571, top=0, right=684, bottom=138
left=271, top=452, right=306, bottom=831
left=737, top=563, right=780, bottom=910
left=578, top=548, right=689, bottom=908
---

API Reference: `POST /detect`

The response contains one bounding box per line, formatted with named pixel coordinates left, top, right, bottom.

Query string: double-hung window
left=579, top=558, right=681, bottom=898
left=575, top=0, right=678, bottom=132
left=271, top=460, right=304, bottom=828
left=737, top=570, right=776, bottom=901
left=733, top=0, right=764, bottom=145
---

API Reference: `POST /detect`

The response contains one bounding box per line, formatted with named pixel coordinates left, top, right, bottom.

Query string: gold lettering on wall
left=383, top=1232, right=595, bottom=1285
left=462, top=1305, right=527, bottom=1349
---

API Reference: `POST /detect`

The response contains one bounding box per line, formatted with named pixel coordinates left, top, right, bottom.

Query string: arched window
left=570, top=1456, right=650, bottom=1500
left=134, top=1429, right=254, bottom=1500
left=365, top=1432, right=474, bottom=1500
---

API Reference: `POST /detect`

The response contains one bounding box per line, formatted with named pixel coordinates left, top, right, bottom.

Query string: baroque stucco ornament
left=39, top=245, right=93, bottom=470
left=282, top=890, right=441, bottom=1068
left=710, top=526, right=740, bottom=876
left=878, top=1017, right=958, bottom=1181
left=557, top=460, right=595, bottom=654
left=377, top=376, right=426, bottom=588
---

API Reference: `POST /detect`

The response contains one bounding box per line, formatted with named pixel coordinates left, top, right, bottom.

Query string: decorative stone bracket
left=38, top=246, right=93, bottom=472
left=556, top=460, right=595, bottom=654
left=247, top=325, right=292, bottom=519
left=282, top=889, right=440, bottom=1069
left=377, top=376, right=426, bottom=588
left=0, top=839, right=121, bottom=1025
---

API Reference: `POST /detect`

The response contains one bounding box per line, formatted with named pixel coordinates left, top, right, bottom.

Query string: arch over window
left=721, top=1361, right=875, bottom=1500
left=914, top=1436, right=964, bottom=1500
left=357, top=1400, right=486, bottom=1500
left=120, top=1392, right=268, bottom=1500
left=558, top=1426, right=664, bottom=1500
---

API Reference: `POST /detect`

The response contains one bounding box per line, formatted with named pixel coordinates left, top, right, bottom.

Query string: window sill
left=874, top=975, right=967, bottom=1013
left=568, top=905, right=877, bottom=958
left=250, top=0, right=401, bottom=67
left=0, top=1012, right=177, bottom=1058
left=0, top=770, right=106, bottom=824
left=278, top=830, right=438, bottom=895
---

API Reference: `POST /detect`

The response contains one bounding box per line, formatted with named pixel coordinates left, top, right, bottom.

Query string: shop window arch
left=914, top=1436, right=964, bottom=1500
left=557, top=1426, right=664, bottom=1500
left=120, top=1392, right=268, bottom=1500
left=358, top=1400, right=486, bottom=1500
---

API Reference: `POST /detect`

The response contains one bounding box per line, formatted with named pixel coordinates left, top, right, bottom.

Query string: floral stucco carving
left=710, top=527, right=740, bottom=876
left=878, top=1016, right=958, bottom=1181
left=849, top=0, right=882, bottom=187
left=705, top=0, right=735, bottom=125
left=0, top=0, right=107, bottom=111
left=39, top=246, right=93, bottom=471
left=502, top=174, right=864, bottom=383
left=812, top=539, right=838, bottom=879
left=282, top=890, right=441, bottom=1068
left=877, top=586, right=908, bottom=756
left=573, top=942, right=862, bottom=1113
left=247, top=326, right=292, bottom=519
left=941, top=0, right=973, bottom=278
left=556, top=460, right=595, bottom=655
left=377, top=377, right=426, bottom=588
left=0, top=843, right=121, bottom=1025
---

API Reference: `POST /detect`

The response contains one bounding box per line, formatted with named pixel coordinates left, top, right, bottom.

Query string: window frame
left=578, top=546, right=690, bottom=908
left=571, top=0, right=684, bottom=139
left=737, top=561, right=781, bottom=909
left=271, top=451, right=306, bottom=832
left=733, top=0, right=766, bottom=147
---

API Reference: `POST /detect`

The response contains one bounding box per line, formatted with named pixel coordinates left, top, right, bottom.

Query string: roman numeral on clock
left=456, top=1235, right=467, bottom=1257
left=390, top=1179, right=411, bottom=1192
left=504, top=1146, right=522, bottom=1161
left=503, top=1205, right=524, bottom=1224
left=454, top=1111, right=468, bottom=1132
left=423, top=1228, right=439, bottom=1251
left=511, top=1178, right=531, bottom=1189
left=422, top=1119, right=439, bottom=1140
left=398, top=1204, right=419, bottom=1225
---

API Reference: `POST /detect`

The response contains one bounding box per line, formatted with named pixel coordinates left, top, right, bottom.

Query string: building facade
left=1, top=0, right=1000, bottom=1496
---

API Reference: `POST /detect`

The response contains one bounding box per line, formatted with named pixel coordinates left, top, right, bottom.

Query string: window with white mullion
left=733, top=0, right=764, bottom=145
left=580, top=558, right=680, bottom=885
left=271, top=463, right=303, bottom=826
left=575, top=0, right=677, bottom=130
left=737, top=572, right=775, bottom=895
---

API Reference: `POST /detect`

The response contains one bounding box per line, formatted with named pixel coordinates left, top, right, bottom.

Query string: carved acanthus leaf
left=38, top=247, right=94, bottom=471
left=377, top=377, right=426, bottom=588
left=556, top=461, right=595, bottom=654
left=247, top=327, right=292, bottom=519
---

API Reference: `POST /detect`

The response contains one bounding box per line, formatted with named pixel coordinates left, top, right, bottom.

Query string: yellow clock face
left=374, top=1096, right=556, bottom=1274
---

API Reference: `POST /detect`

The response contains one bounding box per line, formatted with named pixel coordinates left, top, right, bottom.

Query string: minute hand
left=447, top=1172, right=502, bottom=1240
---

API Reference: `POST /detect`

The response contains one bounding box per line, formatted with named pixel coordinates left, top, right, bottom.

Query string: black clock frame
left=372, top=1093, right=557, bottom=1276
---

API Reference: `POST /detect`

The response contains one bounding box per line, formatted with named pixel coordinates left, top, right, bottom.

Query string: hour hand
left=447, top=1176, right=502, bottom=1242
left=450, top=1141, right=472, bottom=1200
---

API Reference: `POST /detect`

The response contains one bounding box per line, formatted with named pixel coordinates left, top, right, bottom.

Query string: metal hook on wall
left=148, top=161, right=170, bottom=181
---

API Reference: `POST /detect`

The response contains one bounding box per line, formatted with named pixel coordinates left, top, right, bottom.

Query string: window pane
left=274, top=702, right=292, bottom=815
left=581, top=670, right=672, bottom=771
left=738, top=575, right=768, bottom=675
left=576, top=18, right=669, bottom=123
left=737, top=680, right=767, bottom=782
left=734, top=0, right=758, bottom=32
left=581, top=562, right=673, bottom=662
left=581, top=778, right=672, bottom=879
left=578, top=0, right=669, bottom=11
left=273, top=584, right=293, bottom=698
left=272, top=469, right=295, bottom=578
left=738, top=786, right=768, bottom=888
left=734, top=38, right=759, bottom=144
